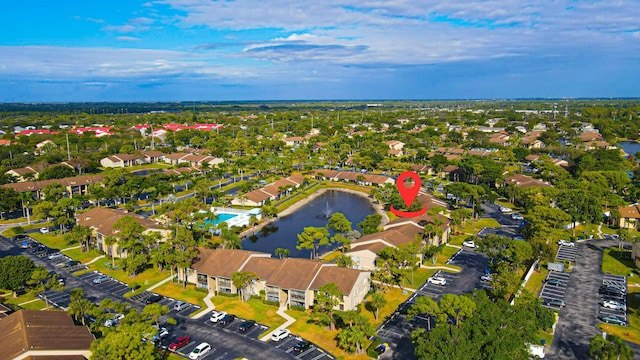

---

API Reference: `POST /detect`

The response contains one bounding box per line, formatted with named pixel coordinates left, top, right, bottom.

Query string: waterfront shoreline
left=239, top=187, right=389, bottom=238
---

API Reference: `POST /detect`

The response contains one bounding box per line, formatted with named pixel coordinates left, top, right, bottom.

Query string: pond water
left=242, top=190, right=376, bottom=258
left=619, top=141, right=640, bottom=157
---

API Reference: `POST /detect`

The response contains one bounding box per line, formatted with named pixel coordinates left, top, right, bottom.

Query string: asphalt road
left=547, top=239, right=640, bottom=360
left=0, top=234, right=330, bottom=360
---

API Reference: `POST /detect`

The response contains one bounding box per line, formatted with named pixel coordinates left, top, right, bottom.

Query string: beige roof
left=164, top=152, right=189, bottom=160
left=0, top=310, right=94, bottom=360
left=3, top=174, right=104, bottom=193
left=619, top=204, right=640, bottom=219
left=76, top=207, right=163, bottom=237
left=504, top=174, right=552, bottom=188
left=141, top=150, right=165, bottom=158
left=347, top=241, right=388, bottom=255
left=580, top=132, right=602, bottom=142
left=353, top=224, right=420, bottom=247
left=192, top=248, right=268, bottom=278
left=310, top=266, right=367, bottom=295
left=262, top=257, right=324, bottom=291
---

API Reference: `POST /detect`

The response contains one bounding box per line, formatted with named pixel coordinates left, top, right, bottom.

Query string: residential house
left=35, top=139, right=56, bottom=154
left=76, top=207, right=170, bottom=257
left=141, top=150, right=165, bottom=163
left=100, top=153, right=145, bottom=168
left=440, top=165, right=464, bottom=181
left=186, top=248, right=370, bottom=311
left=162, top=152, right=223, bottom=167
left=488, top=132, right=510, bottom=146
left=71, top=127, right=113, bottom=137
left=311, top=170, right=394, bottom=186
left=0, top=310, right=94, bottom=360
left=618, top=204, right=640, bottom=231
left=3, top=174, right=104, bottom=199
left=408, top=163, right=433, bottom=175
left=5, top=164, right=48, bottom=182
left=504, top=174, right=553, bottom=188
left=522, top=131, right=544, bottom=149
left=386, top=140, right=405, bottom=151
left=284, top=137, right=305, bottom=147
left=232, top=175, right=306, bottom=206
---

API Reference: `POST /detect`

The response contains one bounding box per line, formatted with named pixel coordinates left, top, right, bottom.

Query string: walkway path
left=85, top=255, right=105, bottom=265
left=191, top=293, right=216, bottom=319
left=420, top=265, right=462, bottom=273
left=61, top=245, right=81, bottom=251
left=147, top=274, right=177, bottom=292
left=18, top=298, right=41, bottom=306
left=260, top=307, right=296, bottom=342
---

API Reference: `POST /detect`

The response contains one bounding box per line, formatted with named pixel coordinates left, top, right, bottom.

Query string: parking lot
left=129, top=290, right=202, bottom=318
left=77, top=271, right=134, bottom=298
left=556, top=243, right=577, bottom=262
left=376, top=249, right=488, bottom=360
left=597, top=274, right=628, bottom=325
left=539, top=271, right=571, bottom=310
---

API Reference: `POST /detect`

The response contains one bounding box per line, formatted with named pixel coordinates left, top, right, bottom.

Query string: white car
left=500, top=206, right=512, bottom=213
left=209, top=310, right=227, bottom=323
left=152, top=327, right=170, bottom=342
left=602, top=300, right=625, bottom=311
left=93, top=275, right=111, bottom=284
left=462, top=240, right=476, bottom=248
left=481, top=274, right=493, bottom=282
left=270, top=329, right=291, bottom=342
left=104, top=313, right=124, bottom=327
left=48, top=253, right=64, bottom=260
left=511, top=213, right=524, bottom=220
left=427, top=276, right=447, bottom=286
left=189, top=342, right=211, bottom=359
left=558, top=240, right=575, bottom=247
left=39, top=227, right=49, bottom=234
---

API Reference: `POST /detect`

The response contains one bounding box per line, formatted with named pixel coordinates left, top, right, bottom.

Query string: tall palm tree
left=104, top=236, right=117, bottom=268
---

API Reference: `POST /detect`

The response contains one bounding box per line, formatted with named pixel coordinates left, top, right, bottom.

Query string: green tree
left=408, top=295, right=440, bottom=331
left=38, top=164, right=76, bottom=180
left=142, top=303, right=171, bottom=329
left=589, top=334, right=634, bottom=360
left=313, top=282, right=342, bottom=331
left=357, top=213, right=382, bottom=235
left=231, top=271, right=259, bottom=302
left=337, top=313, right=374, bottom=354
left=335, top=254, right=353, bottom=268
left=296, top=226, right=331, bottom=260
left=275, top=247, right=290, bottom=259
left=90, top=323, right=158, bottom=360
left=0, top=255, right=36, bottom=295
left=369, top=293, right=386, bottom=321
left=27, top=266, right=63, bottom=309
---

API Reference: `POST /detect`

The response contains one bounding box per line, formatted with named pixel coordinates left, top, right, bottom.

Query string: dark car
left=599, top=315, right=626, bottom=326
left=293, top=340, right=312, bottom=353
left=599, top=286, right=625, bottom=296
left=43, top=248, right=59, bottom=256
left=238, top=320, right=256, bottom=332
left=219, top=314, right=236, bottom=326
left=31, top=245, right=47, bottom=253
left=544, top=279, right=562, bottom=286
left=542, top=298, right=566, bottom=308
left=63, top=260, right=80, bottom=268
left=145, top=294, right=163, bottom=304
left=168, top=335, right=191, bottom=351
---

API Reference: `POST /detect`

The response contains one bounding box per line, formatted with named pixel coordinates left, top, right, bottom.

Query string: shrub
left=13, top=226, right=24, bottom=234
left=366, top=337, right=382, bottom=358
left=194, top=287, right=209, bottom=294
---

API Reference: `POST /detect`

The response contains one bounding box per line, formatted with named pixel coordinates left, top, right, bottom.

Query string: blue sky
left=1, top=0, right=639, bottom=101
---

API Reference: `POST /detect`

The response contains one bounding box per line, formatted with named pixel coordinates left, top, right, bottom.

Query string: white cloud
left=116, top=36, right=141, bottom=42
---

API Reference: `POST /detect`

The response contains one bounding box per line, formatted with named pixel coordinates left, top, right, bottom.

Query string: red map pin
left=391, top=171, right=426, bottom=218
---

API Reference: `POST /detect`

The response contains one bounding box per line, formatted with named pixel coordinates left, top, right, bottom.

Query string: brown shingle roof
left=3, top=174, right=104, bottom=193
left=0, top=310, right=94, bottom=360
left=264, top=258, right=323, bottom=290
left=352, top=224, right=420, bottom=247
left=619, top=204, right=640, bottom=219
left=348, top=242, right=388, bottom=254
left=76, top=207, right=162, bottom=237
left=504, top=174, right=552, bottom=188
left=310, top=266, right=367, bottom=295
left=192, top=248, right=268, bottom=278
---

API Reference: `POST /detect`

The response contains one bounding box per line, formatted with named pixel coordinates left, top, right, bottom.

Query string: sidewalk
left=259, top=306, right=296, bottom=341
left=85, top=255, right=105, bottom=265
left=147, top=274, right=177, bottom=291
left=191, top=293, right=216, bottom=319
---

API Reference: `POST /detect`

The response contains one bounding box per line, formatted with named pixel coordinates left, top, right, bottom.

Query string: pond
left=619, top=141, right=640, bottom=157
left=241, top=190, right=376, bottom=258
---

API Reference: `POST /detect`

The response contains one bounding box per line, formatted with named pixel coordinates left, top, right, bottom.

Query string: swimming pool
left=205, top=213, right=238, bottom=226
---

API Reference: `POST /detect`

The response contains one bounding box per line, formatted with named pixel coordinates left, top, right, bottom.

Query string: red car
left=169, top=336, right=191, bottom=351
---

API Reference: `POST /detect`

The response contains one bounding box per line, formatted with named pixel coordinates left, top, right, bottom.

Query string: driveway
left=546, top=239, right=640, bottom=359
left=376, top=249, right=488, bottom=360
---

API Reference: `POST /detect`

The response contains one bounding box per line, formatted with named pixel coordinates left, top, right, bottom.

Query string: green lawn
left=408, top=268, right=438, bottom=289
left=29, top=232, right=69, bottom=250
left=211, top=297, right=286, bottom=333
left=459, top=218, right=501, bottom=234
left=448, top=234, right=472, bottom=246
left=62, top=248, right=102, bottom=263
left=20, top=299, right=48, bottom=310
left=362, top=287, right=412, bottom=326
left=435, top=246, right=461, bottom=265
left=524, top=266, right=549, bottom=297
left=602, top=248, right=637, bottom=277
left=87, top=261, right=170, bottom=291
left=152, top=281, right=205, bottom=308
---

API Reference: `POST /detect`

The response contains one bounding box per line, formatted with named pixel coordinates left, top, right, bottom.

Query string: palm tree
left=104, top=236, right=117, bottom=268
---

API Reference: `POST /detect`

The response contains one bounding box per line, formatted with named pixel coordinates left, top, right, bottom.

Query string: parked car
left=145, top=294, right=163, bottom=304
left=462, top=240, right=475, bottom=248
left=500, top=206, right=512, bottom=213
left=188, top=342, right=211, bottom=359
left=104, top=313, right=125, bottom=327
left=39, top=227, right=49, bottom=234
left=93, top=275, right=111, bottom=284
left=481, top=274, right=493, bottom=282
left=173, top=301, right=189, bottom=312
left=219, top=314, right=236, bottom=326
left=152, top=327, right=169, bottom=343
left=270, top=329, right=291, bottom=342
left=239, top=320, right=256, bottom=332
left=599, top=286, right=625, bottom=296
left=544, top=278, right=562, bottom=286
left=48, top=252, right=64, bottom=260
left=602, top=300, right=625, bottom=311
left=293, top=340, right=312, bottom=353
left=63, top=260, right=80, bottom=268
left=511, top=213, right=524, bottom=220
left=543, top=298, right=566, bottom=308
left=169, top=336, right=191, bottom=351
left=30, top=245, right=47, bottom=253
left=558, top=240, right=575, bottom=247
left=427, top=276, right=447, bottom=286
left=375, top=342, right=390, bottom=355
left=599, top=315, right=626, bottom=326
left=209, top=310, right=227, bottom=323
left=43, top=248, right=59, bottom=256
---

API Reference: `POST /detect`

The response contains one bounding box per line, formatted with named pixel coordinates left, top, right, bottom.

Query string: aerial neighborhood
left=0, top=100, right=639, bottom=360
